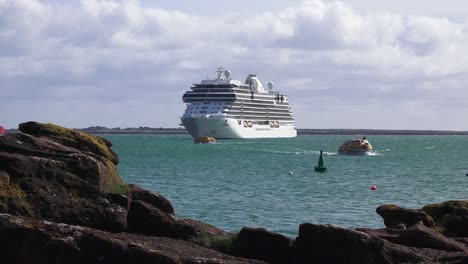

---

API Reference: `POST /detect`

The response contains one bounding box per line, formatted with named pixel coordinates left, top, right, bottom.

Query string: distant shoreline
left=5, top=128, right=468, bottom=135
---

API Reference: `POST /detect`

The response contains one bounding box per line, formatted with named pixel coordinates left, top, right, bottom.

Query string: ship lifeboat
left=194, top=136, right=216, bottom=144
left=338, top=137, right=373, bottom=155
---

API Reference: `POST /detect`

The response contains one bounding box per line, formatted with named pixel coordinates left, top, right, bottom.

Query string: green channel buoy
left=315, top=150, right=328, bottom=172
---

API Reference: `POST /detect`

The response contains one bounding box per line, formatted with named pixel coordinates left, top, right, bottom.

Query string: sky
left=1, top=0, right=468, bottom=130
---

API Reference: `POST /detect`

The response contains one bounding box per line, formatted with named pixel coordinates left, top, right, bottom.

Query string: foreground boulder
left=423, top=200, right=468, bottom=237
left=358, top=223, right=468, bottom=253
left=0, top=213, right=265, bottom=264
left=126, top=184, right=174, bottom=215
left=294, top=223, right=467, bottom=264
left=127, top=200, right=196, bottom=238
left=0, top=127, right=125, bottom=231
left=376, top=204, right=434, bottom=229
left=234, top=227, right=293, bottom=264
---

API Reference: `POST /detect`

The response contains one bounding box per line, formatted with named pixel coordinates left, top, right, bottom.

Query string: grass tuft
left=110, top=183, right=129, bottom=195
left=195, top=233, right=239, bottom=254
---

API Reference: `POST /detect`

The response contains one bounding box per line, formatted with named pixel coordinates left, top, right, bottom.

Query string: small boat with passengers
left=194, top=136, right=216, bottom=144
left=338, top=137, right=373, bottom=155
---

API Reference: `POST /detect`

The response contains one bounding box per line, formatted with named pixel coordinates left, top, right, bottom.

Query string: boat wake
left=364, top=151, right=382, bottom=156
left=255, top=149, right=337, bottom=156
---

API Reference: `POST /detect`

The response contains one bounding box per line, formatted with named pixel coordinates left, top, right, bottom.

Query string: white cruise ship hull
left=181, top=117, right=296, bottom=139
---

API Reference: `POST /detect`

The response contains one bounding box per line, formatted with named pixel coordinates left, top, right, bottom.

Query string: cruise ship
left=180, top=67, right=297, bottom=139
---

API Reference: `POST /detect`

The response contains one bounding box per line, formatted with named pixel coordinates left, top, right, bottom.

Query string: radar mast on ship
left=215, top=66, right=231, bottom=81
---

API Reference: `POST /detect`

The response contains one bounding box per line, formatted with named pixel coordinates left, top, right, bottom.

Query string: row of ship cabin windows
left=191, top=102, right=225, bottom=105
left=190, top=107, right=227, bottom=109
left=237, top=120, right=280, bottom=128
left=187, top=102, right=228, bottom=114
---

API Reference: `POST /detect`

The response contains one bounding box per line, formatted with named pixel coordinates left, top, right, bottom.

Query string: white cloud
left=1, top=0, right=468, bottom=129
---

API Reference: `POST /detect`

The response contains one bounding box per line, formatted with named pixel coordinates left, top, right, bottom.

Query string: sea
left=106, top=134, right=468, bottom=237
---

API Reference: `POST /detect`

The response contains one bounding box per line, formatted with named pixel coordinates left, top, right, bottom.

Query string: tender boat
left=338, top=137, right=373, bottom=155
left=194, top=136, right=216, bottom=144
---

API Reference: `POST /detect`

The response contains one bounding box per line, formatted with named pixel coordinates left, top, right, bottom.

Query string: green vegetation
left=0, top=176, right=33, bottom=215
left=105, top=160, right=124, bottom=190
left=110, top=183, right=129, bottom=195
left=195, top=233, right=239, bottom=255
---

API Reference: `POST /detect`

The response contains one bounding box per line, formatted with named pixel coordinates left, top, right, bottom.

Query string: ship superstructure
left=180, top=67, right=296, bottom=139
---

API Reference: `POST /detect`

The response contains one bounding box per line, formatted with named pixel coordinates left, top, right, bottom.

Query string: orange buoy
left=370, top=185, right=377, bottom=191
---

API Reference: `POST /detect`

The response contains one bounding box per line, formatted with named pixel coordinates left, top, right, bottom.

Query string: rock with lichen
left=376, top=204, right=434, bottom=229
left=19, top=121, right=119, bottom=165
left=0, top=123, right=125, bottom=231
left=422, top=200, right=468, bottom=237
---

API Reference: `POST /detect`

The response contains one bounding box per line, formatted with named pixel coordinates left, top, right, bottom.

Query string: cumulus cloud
left=1, top=0, right=468, bottom=129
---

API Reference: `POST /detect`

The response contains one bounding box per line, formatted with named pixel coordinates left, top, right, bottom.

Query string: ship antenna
left=217, top=66, right=224, bottom=80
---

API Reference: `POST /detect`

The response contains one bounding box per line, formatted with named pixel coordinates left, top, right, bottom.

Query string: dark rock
left=234, top=227, right=293, bottom=264
left=77, top=232, right=128, bottom=263
left=0, top=131, right=122, bottom=193
left=358, top=224, right=467, bottom=253
left=127, top=199, right=179, bottom=237
left=0, top=214, right=83, bottom=264
left=106, top=192, right=132, bottom=210
left=127, top=200, right=197, bottom=239
left=0, top=130, right=126, bottom=232
left=125, top=245, right=179, bottom=264
left=127, top=199, right=229, bottom=240
left=423, top=200, right=468, bottom=237
left=127, top=184, right=174, bottom=215
left=294, top=223, right=437, bottom=264
left=394, top=223, right=467, bottom=252
left=182, top=218, right=230, bottom=238
left=0, top=213, right=266, bottom=264
left=376, top=204, right=434, bottom=228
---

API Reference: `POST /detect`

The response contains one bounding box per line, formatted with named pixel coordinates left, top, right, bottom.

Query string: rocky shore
left=0, top=122, right=467, bottom=264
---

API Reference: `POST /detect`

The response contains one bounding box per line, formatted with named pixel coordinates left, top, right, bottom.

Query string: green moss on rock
left=422, top=200, right=468, bottom=237
left=19, top=122, right=119, bottom=165
left=100, top=160, right=124, bottom=192
left=194, top=233, right=239, bottom=255
left=0, top=172, right=33, bottom=215
left=110, top=183, right=129, bottom=195
left=208, top=234, right=239, bottom=254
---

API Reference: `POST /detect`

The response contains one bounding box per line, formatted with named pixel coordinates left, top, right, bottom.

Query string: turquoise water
left=106, top=134, right=468, bottom=236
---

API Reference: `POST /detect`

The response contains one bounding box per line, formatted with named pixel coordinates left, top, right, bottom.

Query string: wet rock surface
left=0, top=122, right=467, bottom=264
